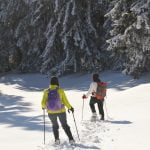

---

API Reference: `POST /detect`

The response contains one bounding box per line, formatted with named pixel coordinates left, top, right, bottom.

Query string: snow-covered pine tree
left=0, top=0, right=109, bottom=75
left=0, top=0, right=149, bottom=78
left=40, top=0, right=108, bottom=76
left=106, top=0, right=150, bottom=78
left=0, top=0, right=28, bottom=72
left=15, top=0, right=51, bottom=72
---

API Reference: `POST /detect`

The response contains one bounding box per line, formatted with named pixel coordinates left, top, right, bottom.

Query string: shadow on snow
left=105, top=120, right=133, bottom=125
left=0, top=71, right=150, bottom=92
left=0, top=73, right=49, bottom=92
left=60, top=71, right=150, bottom=91
left=74, top=143, right=100, bottom=149
left=0, top=93, right=51, bottom=132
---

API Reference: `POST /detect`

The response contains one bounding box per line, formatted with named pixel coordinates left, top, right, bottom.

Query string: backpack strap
left=48, top=87, right=59, bottom=92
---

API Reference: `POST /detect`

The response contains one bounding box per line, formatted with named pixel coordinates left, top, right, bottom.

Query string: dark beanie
left=50, top=76, right=59, bottom=86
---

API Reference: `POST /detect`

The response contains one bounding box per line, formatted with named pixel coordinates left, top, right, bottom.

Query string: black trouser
left=89, top=97, right=104, bottom=119
left=48, top=112, right=73, bottom=141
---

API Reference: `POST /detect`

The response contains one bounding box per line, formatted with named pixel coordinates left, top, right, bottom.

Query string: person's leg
left=48, top=114, right=59, bottom=140
left=89, top=97, right=97, bottom=113
left=97, top=100, right=104, bottom=120
left=58, top=112, right=74, bottom=141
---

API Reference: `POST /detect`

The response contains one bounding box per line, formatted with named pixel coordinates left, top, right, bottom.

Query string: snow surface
left=0, top=71, right=150, bottom=150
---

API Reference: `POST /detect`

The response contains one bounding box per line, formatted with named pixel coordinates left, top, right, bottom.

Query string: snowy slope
left=0, top=71, right=150, bottom=150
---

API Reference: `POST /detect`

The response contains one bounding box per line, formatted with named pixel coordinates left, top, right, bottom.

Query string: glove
left=82, top=94, right=87, bottom=99
left=68, top=107, right=74, bottom=113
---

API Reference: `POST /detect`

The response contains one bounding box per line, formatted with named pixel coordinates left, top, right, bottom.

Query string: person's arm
left=86, top=82, right=97, bottom=97
left=60, top=89, right=72, bottom=109
left=41, top=89, right=48, bottom=109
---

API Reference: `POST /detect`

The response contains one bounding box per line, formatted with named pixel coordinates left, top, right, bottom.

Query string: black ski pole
left=72, top=112, right=80, bottom=141
left=82, top=98, right=85, bottom=121
left=43, top=109, right=45, bottom=144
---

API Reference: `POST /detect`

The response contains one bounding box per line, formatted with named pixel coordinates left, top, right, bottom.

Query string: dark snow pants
left=89, top=96, right=104, bottom=119
left=48, top=112, right=73, bottom=141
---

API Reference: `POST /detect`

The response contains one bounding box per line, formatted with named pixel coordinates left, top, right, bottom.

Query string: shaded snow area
left=0, top=71, right=150, bottom=150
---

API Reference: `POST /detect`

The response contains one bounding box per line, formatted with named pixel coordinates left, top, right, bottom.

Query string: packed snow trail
left=38, top=120, right=109, bottom=150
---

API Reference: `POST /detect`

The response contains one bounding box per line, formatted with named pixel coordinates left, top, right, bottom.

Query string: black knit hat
left=93, top=73, right=101, bottom=82
left=50, top=76, right=59, bottom=86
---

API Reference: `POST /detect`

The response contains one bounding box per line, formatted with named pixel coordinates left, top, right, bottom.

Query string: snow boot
left=91, top=112, right=97, bottom=122
left=69, top=139, right=75, bottom=145
left=55, top=139, right=60, bottom=145
left=100, top=115, right=104, bottom=121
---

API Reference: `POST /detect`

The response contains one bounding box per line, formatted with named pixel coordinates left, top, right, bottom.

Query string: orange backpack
left=96, top=82, right=107, bottom=100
